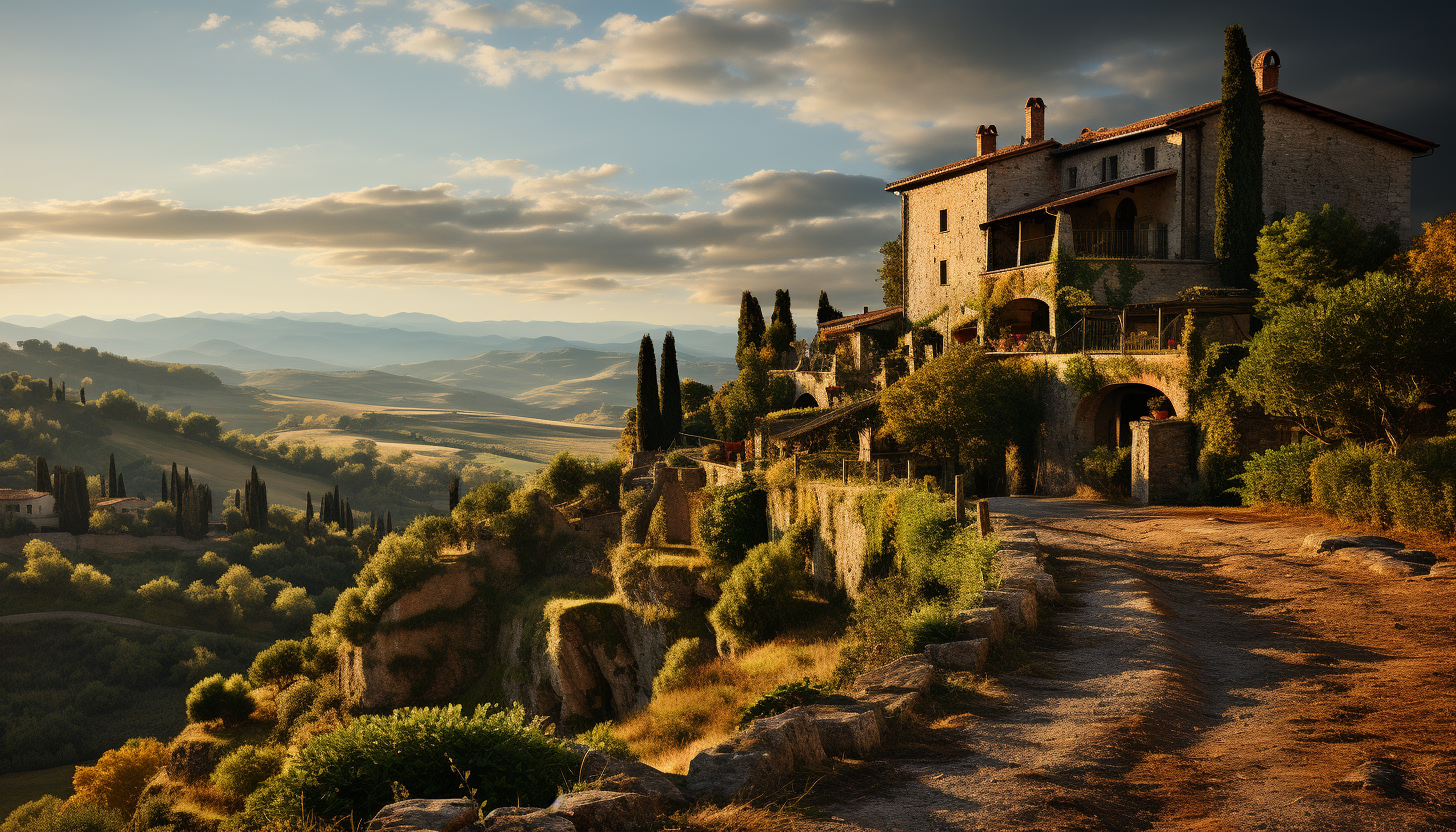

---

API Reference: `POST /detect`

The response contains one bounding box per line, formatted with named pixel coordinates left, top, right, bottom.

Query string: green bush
left=1236, top=438, right=1324, bottom=506
left=221, top=506, right=246, bottom=533
left=0, top=796, right=123, bottom=832
left=136, top=575, right=182, bottom=604
left=1310, top=443, right=1378, bottom=524
left=185, top=673, right=255, bottom=725
left=212, top=744, right=288, bottom=796
left=1081, top=445, right=1131, bottom=497
left=88, top=509, right=128, bottom=535
left=274, top=678, right=319, bottom=738
left=696, top=479, right=769, bottom=572
left=833, top=575, right=918, bottom=685
left=664, top=450, right=697, bottom=468
left=1060, top=353, right=1103, bottom=398
left=69, top=563, right=112, bottom=600
left=652, top=637, right=705, bottom=698
left=575, top=721, right=637, bottom=760
left=709, top=540, right=804, bottom=651
left=905, top=603, right=960, bottom=652
left=738, top=679, right=823, bottom=727
left=1310, top=439, right=1456, bottom=536
left=893, top=490, right=955, bottom=594
left=13, top=540, right=73, bottom=588
left=240, top=704, right=583, bottom=827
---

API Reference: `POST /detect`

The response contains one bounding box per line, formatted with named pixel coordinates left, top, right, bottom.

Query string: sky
left=1, top=1, right=1451, bottom=326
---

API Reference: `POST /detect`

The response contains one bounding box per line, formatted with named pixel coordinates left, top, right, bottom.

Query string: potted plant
left=1146, top=395, right=1172, bottom=420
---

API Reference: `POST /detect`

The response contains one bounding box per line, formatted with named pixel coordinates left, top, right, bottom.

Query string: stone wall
left=905, top=168, right=990, bottom=327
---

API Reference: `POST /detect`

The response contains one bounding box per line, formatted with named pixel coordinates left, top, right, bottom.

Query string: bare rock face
left=684, top=707, right=827, bottom=802
left=851, top=654, right=936, bottom=696
left=481, top=807, right=576, bottom=831
left=808, top=704, right=885, bottom=759
left=980, top=588, right=1038, bottom=631
left=925, top=638, right=990, bottom=673
left=577, top=750, right=686, bottom=812
left=955, top=607, right=1005, bottom=645
left=366, top=799, right=478, bottom=832
left=549, top=790, right=662, bottom=832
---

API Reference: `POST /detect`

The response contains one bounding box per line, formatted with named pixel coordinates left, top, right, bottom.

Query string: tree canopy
left=877, top=235, right=904, bottom=307
left=816, top=290, right=843, bottom=324
left=1404, top=211, right=1456, bottom=300
left=1252, top=205, right=1398, bottom=316
left=1232, top=271, right=1456, bottom=451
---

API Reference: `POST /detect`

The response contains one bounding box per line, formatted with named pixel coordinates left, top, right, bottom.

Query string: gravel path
left=807, top=497, right=1456, bottom=831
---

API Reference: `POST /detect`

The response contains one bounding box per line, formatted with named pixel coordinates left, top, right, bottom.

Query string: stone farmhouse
left=781, top=49, right=1437, bottom=499
left=0, top=488, right=58, bottom=530
left=885, top=49, right=1436, bottom=351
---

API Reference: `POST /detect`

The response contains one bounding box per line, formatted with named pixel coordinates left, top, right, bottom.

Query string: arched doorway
left=1080, top=382, right=1171, bottom=448
left=1001, top=298, right=1050, bottom=336
left=793, top=392, right=820, bottom=409
left=1114, top=198, right=1137, bottom=257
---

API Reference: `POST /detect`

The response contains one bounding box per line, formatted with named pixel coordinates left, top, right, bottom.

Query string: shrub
left=145, top=502, right=176, bottom=534
left=0, top=796, right=123, bottom=832
left=70, top=737, right=169, bottom=816
left=1310, top=443, right=1378, bottom=525
left=738, top=679, right=823, bottom=727
left=893, top=490, right=955, bottom=595
left=196, top=551, right=230, bottom=582
left=1236, top=438, right=1324, bottom=506
left=14, top=540, right=74, bottom=587
left=272, top=585, right=316, bottom=622
left=833, top=575, right=918, bottom=685
left=136, top=575, right=182, bottom=604
left=664, top=450, right=697, bottom=468
left=1309, top=439, right=1456, bottom=536
left=186, top=673, right=255, bottom=725
left=219, top=564, right=267, bottom=612
left=273, top=678, right=319, bottom=738
left=1081, top=445, right=1131, bottom=497
left=221, top=506, right=246, bottom=533
left=696, top=479, right=769, bottom=572
left=69, top=563, right=112, bottom=600
left=1061, top=353, right=1103, bottom=398
left=653, top=637, right=705, bottom=698
left=709, top=540, right=804, bottom=652
left=88, top=510, right=128, bottom=535
left=354, top=533, right=442, bottom=620
left=905, top=603, right=960, bottom=652
left=212, top=744, right=288, bottom=796
left=453, top=482, right=514, bottom=530
left=764, top=458, right=796, bottom=489
left=575, top=721, right=637, bottom=761
left=240, top=704, right=582, bottom=827
left=248, top=640, right=307, bottom=689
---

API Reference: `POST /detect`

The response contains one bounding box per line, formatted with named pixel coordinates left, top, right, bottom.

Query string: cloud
left=197, top=13, right=230, bottom=31
left=265, top=16, right=324, bottom=40
left=389, top=26, right=468, bottom=61
left=189, top=148, right=293, bottom=175
left=416, top=1, right=579, bottom=33
left=334, top=23, right=366, bottom=47
left=0, top=167, right=896, bottom=303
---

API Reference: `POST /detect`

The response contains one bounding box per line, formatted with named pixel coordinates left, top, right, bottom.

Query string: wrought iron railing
left=1072, top=227, right=1169, bottom=259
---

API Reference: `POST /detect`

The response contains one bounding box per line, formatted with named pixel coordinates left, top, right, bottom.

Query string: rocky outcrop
left=1298, top=534, right=1437, bottom=578
left=366, top=799, right=479, bottom=832
left=685, top=707, right=828, bottom=803
left=925, top=639, right=990, bottom=672
left=339, top=562, right=490, bottom=711
left=550, top=790, right=662, bottom=831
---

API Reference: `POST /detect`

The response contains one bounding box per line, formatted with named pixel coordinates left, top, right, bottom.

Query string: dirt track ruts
left=807, top=497, right=1456, bottom=832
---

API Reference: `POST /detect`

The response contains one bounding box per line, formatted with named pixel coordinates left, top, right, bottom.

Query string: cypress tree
left=659, top=332, right=682, bottom=448
left=816, top=290, right=843, bottom=324
left=344, top=499, right=354, bottom=535
left=635, top=334, right=663, bottom=453
left=333, top=486, right=341, bottom=524
left=79, top=388, right=85, bottom=405
left=47, top=378, right=53, bottom=395
left=116, top=473, right=126, bottom=498
left=305, top=492, right=314, bottom=536
left=170, top=463, right=180, bottom=505
left=161, top=471, right=168, bottom=504
left=736, top=291, right=766, bottom=366
left=767, top=289, right=795, bottom=353
left=449, top=478, right=460, bottom=512
left=35, top=456, right=50, bottom=493
left=385, top=511, right=393, bottom=535
left=244, top=466, right=268, bottom=531
left=234, top=489, right=241, bottom=510
left=375, top=515, right=385, bottom=539
left=1214, top=23, right=1264, bottom=289
left=108, top=454, right=117, bottom=499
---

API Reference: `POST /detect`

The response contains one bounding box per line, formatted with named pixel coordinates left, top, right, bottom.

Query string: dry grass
left=614, top=635, right=842, bottom=774
left=662, top=802, right=822, bottom=831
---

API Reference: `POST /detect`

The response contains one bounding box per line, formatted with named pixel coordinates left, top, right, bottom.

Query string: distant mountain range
left=0, top=312, right=743, bottom=415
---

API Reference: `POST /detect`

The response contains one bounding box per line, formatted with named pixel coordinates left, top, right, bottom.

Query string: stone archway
left=793, top=392, right=820, bottom=409
left=1075, top=381, right=1175, bottom=449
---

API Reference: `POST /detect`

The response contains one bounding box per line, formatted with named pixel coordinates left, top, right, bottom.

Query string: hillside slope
left=241, top=369, right=553, bottom=419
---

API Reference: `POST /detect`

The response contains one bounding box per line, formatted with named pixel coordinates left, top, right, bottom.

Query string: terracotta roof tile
left=885, top=141, right=1058, bottom=191
left=819, top=306, right=903, bottom=338
left=0, top=489, right=48, bottom=500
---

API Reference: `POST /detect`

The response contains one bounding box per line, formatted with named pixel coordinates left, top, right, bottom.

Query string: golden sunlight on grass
left=615, top=632, right=842, bottom=774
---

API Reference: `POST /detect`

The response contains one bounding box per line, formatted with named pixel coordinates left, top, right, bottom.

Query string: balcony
left=988, top=234, right=1053, bottom=271
left=1072, top=227, right=1169, bottom=260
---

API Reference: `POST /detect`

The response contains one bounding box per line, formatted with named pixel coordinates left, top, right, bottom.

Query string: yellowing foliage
left=70, top=737, right=169, bottom=816
left=1406, top=212, right=1456, bottom=300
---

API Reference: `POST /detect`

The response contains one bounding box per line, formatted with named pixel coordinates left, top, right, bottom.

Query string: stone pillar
left=1051, top=210, right=1074, bottom=258
left=1131, top=419, right=1196, bottom=505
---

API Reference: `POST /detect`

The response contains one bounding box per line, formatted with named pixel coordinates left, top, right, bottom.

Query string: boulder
left=809, top=705, right=885, bottom=758
left=366, top=799, right=478, bottom=832
left=1365, top=555, right=1422, bottom=577
left=851, top=654, right=936, bottom=695
left=925, top=639, right=990, bottom=673
left=955, top=607, right=1005, bottom=645
left=860, top=690, right=925, bottom=720
left=997, top=558, right=1058, bottom=602
left=577, top=751, right=685, bottom=811
left=1391, top=549, right=1437, bottom=566
left=684, top=707, right=827, bottom=803
left=1426, top=562, right=1456, bottom=580
left=549, top=790, right=661, bottom=832
left=980, top=589, right=1038, bottom=631
left=164, top=738, right=226, bottom=785
left=1300, top=534, right=1404, bottom=557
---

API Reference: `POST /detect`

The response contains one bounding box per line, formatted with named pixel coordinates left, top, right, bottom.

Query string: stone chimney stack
left=976, top=124, right=998, bottom=156
left=1025, top=97, right=1045, bottom=143
left=1252, top=49, right=1280, bottom=93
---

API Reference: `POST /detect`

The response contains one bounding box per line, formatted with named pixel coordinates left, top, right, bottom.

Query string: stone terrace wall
left=769, top=480, right=879, bottom=602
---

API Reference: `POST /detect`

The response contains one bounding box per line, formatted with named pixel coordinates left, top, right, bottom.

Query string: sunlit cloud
left=415, top=1, right=579, bottom=34
left=389, top=26, right=467, bottom=61
left=196, top=13, right=230, bottom=31
left=189, top=148, right=292, bottom=175
left=334, top=24, right=367, bottom=47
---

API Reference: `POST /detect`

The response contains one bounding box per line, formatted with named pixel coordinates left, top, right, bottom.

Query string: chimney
left=1252, top=49, right=1280, bottom=93
left=1025, top=97, right=1045, bottom=143
left=976, top=124, right=998, bottom=156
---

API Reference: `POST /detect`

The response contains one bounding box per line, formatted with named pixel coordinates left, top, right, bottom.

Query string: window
left=1067, top=167, right=1078, bottom=189
left=939, top=209, right=948, bottom=232
left=1101, top=154, right=1118, bottom=181
left=25, top=505, right=31, bottom=514
left=939, top=260, right=948, bottom=285
left=1144, top=147, right=1156, bottom=172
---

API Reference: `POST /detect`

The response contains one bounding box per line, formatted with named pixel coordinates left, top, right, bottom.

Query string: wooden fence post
left=976, top=499, right=992, bottom=537
left=954, top=475, right=966, bottom=525
left=841, top=459, right=849, bottom=485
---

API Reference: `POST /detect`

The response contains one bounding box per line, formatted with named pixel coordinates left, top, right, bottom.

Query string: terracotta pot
left=1151, top=410, right=1171, bottom=420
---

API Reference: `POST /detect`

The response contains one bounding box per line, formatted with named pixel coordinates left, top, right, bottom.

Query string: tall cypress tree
left=659, top=332, right=682, bottom=448
left=385, top=511, right=393, bottom=535
left=107, top=455, right=117, bottom=499
left=170, top=463, right=180, bottom=505
left=635, top=334, right=663, bottom=453
left=244, top=466, right=268, bottom=531
left=305, top=492, right=314, bottom=536
left=116, top=473, right=126, bottom=498
left=161, top=471, right=168, bottom=504
left=1215, top=23, right=1264, bottom=289
left=344, top=499, right=354, bottom=535
left=35, top=456, right=50, bottom=493
left=767, top=289, right=795, bottom=353
left=736, top=291, right=766, bottom=366
left=816, top=290, right=843, bottom=324
left=449, top=478, right=460, bottom=512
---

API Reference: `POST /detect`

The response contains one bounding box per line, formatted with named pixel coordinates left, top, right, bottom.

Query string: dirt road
left=809, top=497, right=1456, bottom=831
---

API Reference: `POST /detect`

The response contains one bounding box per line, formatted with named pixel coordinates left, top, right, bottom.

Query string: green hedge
left=1235, top=437, right=1323, bottom=505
